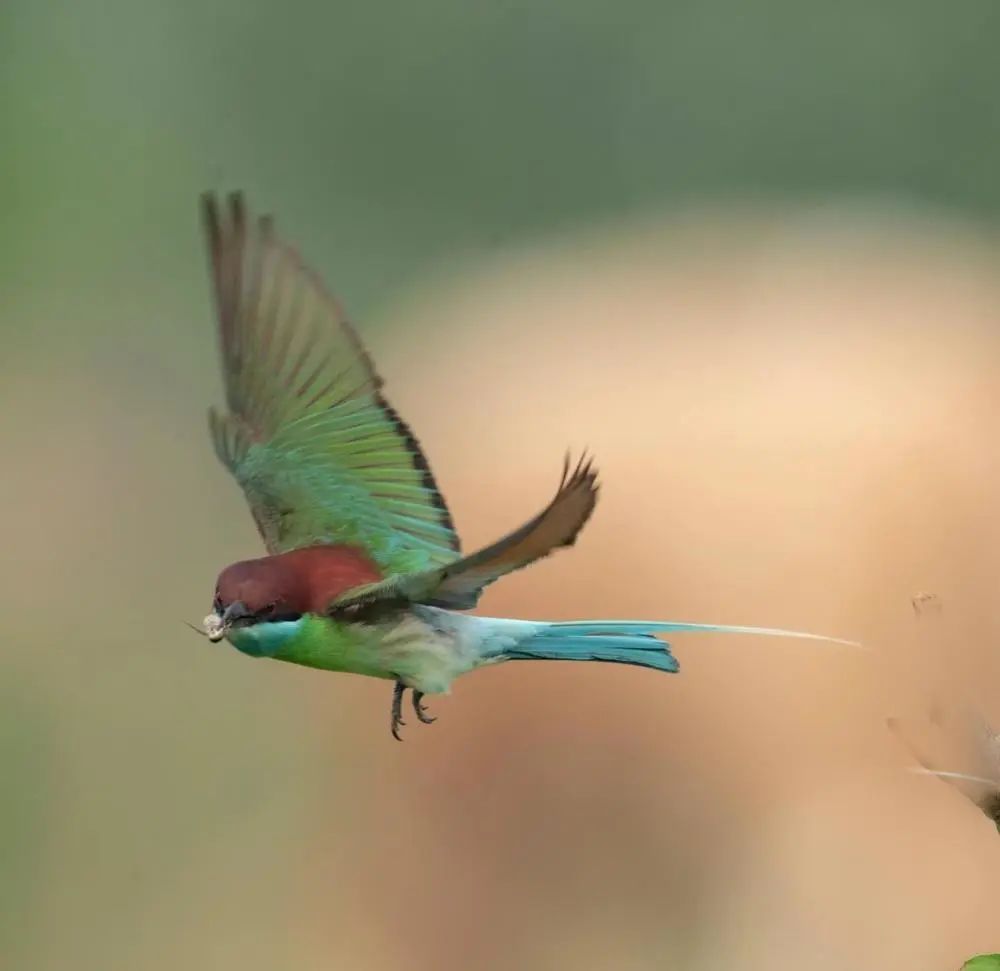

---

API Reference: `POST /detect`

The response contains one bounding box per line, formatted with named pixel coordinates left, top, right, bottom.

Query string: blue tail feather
left=505, top=622, right=679, bottom=673
left=532, top=620, right=859, bottom=645
left=499, top=618, right=858, bottom=675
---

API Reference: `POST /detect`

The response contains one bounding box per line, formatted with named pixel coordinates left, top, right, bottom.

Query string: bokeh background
left=5, top=2, right=1000, bottom=968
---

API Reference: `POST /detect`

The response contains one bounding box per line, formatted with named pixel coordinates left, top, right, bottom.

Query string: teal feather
left=527, top=619, right=859, bottom=646
left=498, top=618, right=858, bottom=674
left=504, top=629, right=679, bottom=673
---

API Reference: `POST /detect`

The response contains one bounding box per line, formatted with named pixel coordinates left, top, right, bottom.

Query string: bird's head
left=204, top=557, right=307, bottom=642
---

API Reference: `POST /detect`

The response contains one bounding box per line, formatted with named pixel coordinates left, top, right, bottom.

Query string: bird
left=197, top=191, right=855, bottom=739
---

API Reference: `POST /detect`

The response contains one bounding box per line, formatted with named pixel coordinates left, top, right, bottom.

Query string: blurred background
left=5, top=1, right=1000, bottom=968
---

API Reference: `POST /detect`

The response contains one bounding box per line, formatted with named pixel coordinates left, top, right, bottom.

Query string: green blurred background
left=6, top=2, right=1000, bottom=969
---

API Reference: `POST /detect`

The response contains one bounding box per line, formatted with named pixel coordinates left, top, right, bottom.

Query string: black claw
left=412, top=690, right=436, bottom=724
left=390, top=680, right=406, bottom=741
left=389, top=683, right=440, bottom=738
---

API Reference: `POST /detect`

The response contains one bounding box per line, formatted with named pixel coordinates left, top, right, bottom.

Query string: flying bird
left=198, top=192, right=853, bottom=739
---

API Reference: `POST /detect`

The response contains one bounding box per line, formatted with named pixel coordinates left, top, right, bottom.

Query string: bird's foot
left=390, top=682, right=437, bottom=739
left=391, top=680, right=406, bottom=741
left=412, top=690, right=436, bottom=724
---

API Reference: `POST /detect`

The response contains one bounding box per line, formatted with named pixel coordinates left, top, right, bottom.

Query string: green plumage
left=228, top=614, right=395, bottom=680
left=203, top=192, right=460, bottom=574
left=227, top=409, right=458, bottom=573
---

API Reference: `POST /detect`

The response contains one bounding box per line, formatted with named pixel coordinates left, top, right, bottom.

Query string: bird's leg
left=390, top=680, right=406, bottom=741
left=412, top=690, right=436, bottom=725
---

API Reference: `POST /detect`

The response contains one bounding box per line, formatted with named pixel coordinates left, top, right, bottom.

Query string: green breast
left=226, top=614, right=393, bottom=680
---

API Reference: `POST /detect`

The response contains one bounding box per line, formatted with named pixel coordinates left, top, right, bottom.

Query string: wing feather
left=329, top=454, right=599, bottom=612
left=202, top=191, right=460, bottom=571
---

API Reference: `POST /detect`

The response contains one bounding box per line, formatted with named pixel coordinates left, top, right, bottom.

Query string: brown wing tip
left=200, top=192, right=222, bottom=254
left=560, top=449, right=600, bottom=494
left=200, top=190, right=277, bottom=244
left=555, top=449, right=600, bottom=547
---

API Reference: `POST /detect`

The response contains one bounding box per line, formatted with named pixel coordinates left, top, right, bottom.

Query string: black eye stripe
left=264, top=610, right=302, bottom=623
left=253, top=603, right=302, bottom=623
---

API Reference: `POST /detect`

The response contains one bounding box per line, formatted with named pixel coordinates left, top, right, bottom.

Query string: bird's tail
left=493, top=619, right=858, bottom=675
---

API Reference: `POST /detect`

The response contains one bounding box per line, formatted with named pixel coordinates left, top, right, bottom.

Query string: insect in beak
left=201, top=601, right=251, bottom=642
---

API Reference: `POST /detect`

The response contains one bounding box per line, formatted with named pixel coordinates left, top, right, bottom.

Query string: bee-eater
left=198, top=192, right=853, bottom=738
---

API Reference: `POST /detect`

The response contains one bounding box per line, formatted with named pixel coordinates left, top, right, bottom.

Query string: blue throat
left=226, top=617, right=306, bottom=658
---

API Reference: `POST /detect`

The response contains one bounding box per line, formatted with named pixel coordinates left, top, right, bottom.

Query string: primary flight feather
left=198, top=192, right=854, bottom=739
left=203, top=192, right=459, bottom=573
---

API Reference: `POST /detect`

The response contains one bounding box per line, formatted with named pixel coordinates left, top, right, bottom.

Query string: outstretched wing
left=202, top=192, right=460, bottom=573
left=329, top=454, right=599, bottom=612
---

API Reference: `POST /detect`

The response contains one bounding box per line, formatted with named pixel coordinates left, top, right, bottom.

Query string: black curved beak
left=222, top=601, right=251, bottom=625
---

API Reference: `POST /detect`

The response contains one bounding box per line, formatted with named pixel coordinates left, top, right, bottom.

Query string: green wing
left=202, top=192, right=460, bottom=572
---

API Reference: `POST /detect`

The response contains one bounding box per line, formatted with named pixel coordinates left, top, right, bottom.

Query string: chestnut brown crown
left=213, top=557, right=309, bottom=621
